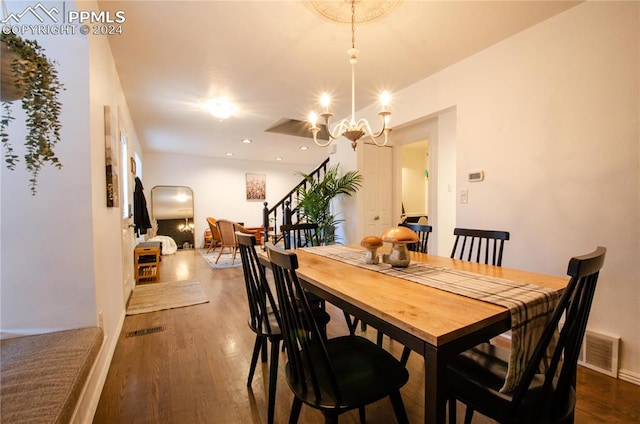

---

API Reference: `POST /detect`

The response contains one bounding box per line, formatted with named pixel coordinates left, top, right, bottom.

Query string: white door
left=360, top=143, right=393, bottom=238
left=119, top=113, right=136, bottom=302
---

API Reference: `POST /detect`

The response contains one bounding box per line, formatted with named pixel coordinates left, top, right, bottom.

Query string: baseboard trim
left=618, top=369, right=640, bottom=386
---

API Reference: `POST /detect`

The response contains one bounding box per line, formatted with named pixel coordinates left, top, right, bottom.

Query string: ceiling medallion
left=303, top=0, right=403, bottom=24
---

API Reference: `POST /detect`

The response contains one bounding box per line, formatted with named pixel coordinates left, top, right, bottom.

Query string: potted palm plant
left=296, top=163, right=363, bottom=244
left=0, top=32, right=64, bottom=194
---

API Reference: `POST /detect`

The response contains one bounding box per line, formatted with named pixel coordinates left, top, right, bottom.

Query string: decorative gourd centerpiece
left=380, top=226, right=419, bottom=268
left=360, top=235, right=383, bottom=264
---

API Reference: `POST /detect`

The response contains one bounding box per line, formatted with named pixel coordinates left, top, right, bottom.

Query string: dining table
left=259, top=244, right=568, bottom=424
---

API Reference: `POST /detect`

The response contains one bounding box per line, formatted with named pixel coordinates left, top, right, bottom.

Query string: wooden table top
left=274, top=246, right=568, bottom=347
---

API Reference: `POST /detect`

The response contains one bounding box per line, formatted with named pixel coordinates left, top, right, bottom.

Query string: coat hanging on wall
left=134, top=177, right=152, bottom=236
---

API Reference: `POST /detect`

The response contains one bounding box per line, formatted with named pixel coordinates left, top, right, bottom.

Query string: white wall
left=1, top=1, right=145, bottom=421
left=1, top=5, right=94, bottom=336
left=382, top=2, right=639, bottom=380
left=143, top=152, right=324, bottom=247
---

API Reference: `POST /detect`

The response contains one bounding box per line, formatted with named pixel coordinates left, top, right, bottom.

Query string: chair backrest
left=237, top=233, right=280, bottom=335
left=217, top=219, right=239, bottom=247
left=510, top=246, right=606, bottom=420
left=266, top=243, right=342, bottom=404
left=399, top=223, right=432, bottom=253
left=280, top=223, right=320, bottom=250
left=450, top=228, right=510, bottom=266
left=206, top=217, right=221, bottom=243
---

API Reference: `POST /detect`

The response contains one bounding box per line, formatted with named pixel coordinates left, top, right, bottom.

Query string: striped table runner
left=302, top=245, right=558, bottom=393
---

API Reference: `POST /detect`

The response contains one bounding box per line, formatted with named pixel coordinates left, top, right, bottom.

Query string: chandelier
left=178, top=217, right=195, bottom=233
left=308, top=0, right=392, bottom=151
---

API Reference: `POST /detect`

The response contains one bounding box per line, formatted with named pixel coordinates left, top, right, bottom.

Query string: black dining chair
left=265, top=243, right=410, bottom=424
left=236, top=232, right=283, bottom=424
left=447, top=246, right=607, bottom=424
left=280, top=222, right=332, bottom=336
left=400, top=223, right=432, bottom=253
left=280, top=222, right=320, bottom=250
left=450, top=228, right=510, bottom=266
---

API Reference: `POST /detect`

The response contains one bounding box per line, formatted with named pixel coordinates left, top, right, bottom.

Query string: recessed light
left=299, top=146, right=309, bottom=150
left=276, top=157, right=283, bottom=161
left=225, top=152, right=233, bottom=156
left=242, top=138, right=252, bottom=144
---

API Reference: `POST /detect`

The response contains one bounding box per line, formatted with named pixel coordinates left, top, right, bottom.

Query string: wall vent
left=578, top=330, right=619, bottom=378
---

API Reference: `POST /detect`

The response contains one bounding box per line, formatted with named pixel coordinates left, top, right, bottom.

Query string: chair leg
left=215, top=247, right=225, bottom=263
left=358, top=406, right=365, bottom=423
left=324, top=413, right=339, bottom=424
left=376, top=330, right=384, bottom=346
left=267, top=339, right=280, bottom=424
left=247, top=335, right=262, bottom=386
left=389, top=390, right=409, bottom=424
left=400, top=346, right=411, bottom=365
left=288, top=398, right=303, bottom=424
left=261, top=337, right=268, bottom=362
left=463, top=406, right=474, bottom=424
left=448, top=397, right=456, bottom=424
left=343, top=311, right=356, bottom=336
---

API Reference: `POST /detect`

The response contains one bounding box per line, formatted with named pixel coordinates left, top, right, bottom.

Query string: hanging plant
left=0, top=32, right=64, bottom=195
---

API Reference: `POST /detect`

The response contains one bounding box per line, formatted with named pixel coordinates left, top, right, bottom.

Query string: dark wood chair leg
left=358, top=406, right=365, bottom=423
left=464, top=406, right=474, bottom=424
left=261, top=337, right=268, bottom=362
left=267, top=339, right=280, bottom=424
left=389, top=390, right=409, bottom=424
left=343, top=311, right=356, bottom=336
left=247, top=336, right=262, bottom=386
left=400, top=347, right=411, bottom=365
left=448, top=397, right=457, bottom=424
left=289, top=398, right=302, bottom=424
left=324, top=413, right=339, bottom=424
left=376, top=330, right=384, bottom=346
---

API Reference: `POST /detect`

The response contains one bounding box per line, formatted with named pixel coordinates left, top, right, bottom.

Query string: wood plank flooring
left=94, top=249, right=640, bottom=423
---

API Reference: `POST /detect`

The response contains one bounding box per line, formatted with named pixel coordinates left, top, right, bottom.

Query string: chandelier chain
left=351, top=0, right=356, bottom=49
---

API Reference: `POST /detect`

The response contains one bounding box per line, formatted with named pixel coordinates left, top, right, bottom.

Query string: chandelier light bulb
left=320, top=93, right=331, bottom=111
left=380, top=91, right=391, bottom=110
left=309, top=111, right=318, bottom=127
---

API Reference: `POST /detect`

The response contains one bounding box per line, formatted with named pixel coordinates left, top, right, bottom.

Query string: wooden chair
left=214, top=219, right=253, bottom=264
left=399, top=223, right=432, bottom=253
left=451, top=228, right=510, bottom=266
left=205, top=217, right=222, bottom=253
left=280, top=223, right=320, bottom=250
left=236, top=233, right=282, bottom=424
left=266, top=244, right=410, bottom=424
left=447, top=246, right=607, bottom=424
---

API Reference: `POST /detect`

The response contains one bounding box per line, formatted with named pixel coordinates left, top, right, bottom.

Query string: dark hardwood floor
left=94, top=249, right=640, bottom=423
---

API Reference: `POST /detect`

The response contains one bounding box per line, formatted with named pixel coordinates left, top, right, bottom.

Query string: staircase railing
left=262, top=157, right=329, bottom=246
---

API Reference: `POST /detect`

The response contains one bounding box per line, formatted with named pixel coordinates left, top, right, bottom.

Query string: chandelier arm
left=312, top=132, right=334, bottom=148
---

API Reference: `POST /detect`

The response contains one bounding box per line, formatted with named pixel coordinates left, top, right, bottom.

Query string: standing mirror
left=151, top=185, right=195, bottom=249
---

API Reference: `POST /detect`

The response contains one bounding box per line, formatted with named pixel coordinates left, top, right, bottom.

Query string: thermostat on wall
left=468, top=170, right=484, bottom=182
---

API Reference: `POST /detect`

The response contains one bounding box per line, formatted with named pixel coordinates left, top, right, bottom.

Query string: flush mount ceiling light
left=307, top=0, right=398, bottom=151
left=241, top=138, right=252, bottom=144
left=203, top=98, right=237, bottom=119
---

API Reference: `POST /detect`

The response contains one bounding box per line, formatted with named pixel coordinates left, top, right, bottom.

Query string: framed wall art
left=246, top=173, right=266, bottom=200
left=104, top=105, right=119, bottom=207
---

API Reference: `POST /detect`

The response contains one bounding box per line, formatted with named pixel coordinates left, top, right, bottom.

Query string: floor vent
left=578, top=330, right=619, bottom=378
left=126, top=326, right=165, bottom=338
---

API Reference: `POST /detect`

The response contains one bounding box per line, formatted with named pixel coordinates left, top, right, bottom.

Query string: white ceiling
left=99, top=1, right=579, bottom=167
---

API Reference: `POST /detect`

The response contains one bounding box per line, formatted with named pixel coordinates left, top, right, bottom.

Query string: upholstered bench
left=1, top=327, right=104, bottom=424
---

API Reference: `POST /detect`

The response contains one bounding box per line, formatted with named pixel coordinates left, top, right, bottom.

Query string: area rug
left=126, top=280, right=209, bottom=315
left=200, top=250, right=242, bottom=270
